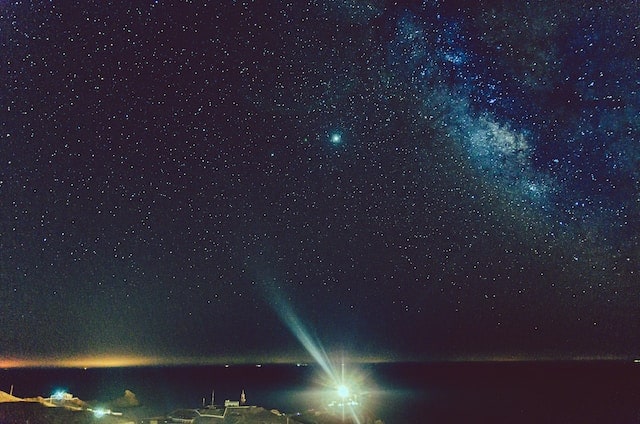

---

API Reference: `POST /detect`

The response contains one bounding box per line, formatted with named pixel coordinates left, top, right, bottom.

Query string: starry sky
left=1, top=0, right=639, bottom=365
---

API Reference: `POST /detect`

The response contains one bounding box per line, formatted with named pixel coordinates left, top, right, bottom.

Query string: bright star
left=330, top=133, right=342, bottom=144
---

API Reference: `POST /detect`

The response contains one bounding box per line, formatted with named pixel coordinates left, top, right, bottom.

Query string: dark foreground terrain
left=0, top=402, right=134, bottom=424
left=0, top=402, right=384, bottom=424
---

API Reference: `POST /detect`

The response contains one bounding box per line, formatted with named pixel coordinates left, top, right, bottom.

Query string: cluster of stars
left=0, top=0, right=638, bottom=360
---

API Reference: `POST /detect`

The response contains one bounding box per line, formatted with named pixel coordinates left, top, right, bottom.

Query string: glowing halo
left=262, top=280, right=369, bottom=423
left=337, top=384, right=350, bottom=398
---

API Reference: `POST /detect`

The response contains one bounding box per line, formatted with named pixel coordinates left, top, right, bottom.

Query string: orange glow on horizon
left=0, top=350, right=395, bottom=369
left=4, top=353, right=623, bottom=369
left=56, top=355, right=164, bottom=368
left=0, top=358, right=39, bottom=369
left=0, top=354, right=321, bottom=369
left=0, top=355, right=180, bottom=369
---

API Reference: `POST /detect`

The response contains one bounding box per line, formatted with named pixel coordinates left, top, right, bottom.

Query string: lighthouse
left=240, top=389, right=246, bottom=405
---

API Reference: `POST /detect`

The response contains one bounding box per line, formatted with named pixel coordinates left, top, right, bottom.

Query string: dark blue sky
left=1, top=0, right=638, bottom=364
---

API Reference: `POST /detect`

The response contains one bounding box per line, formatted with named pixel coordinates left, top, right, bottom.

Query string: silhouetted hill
left=0, top=401, right=134, bottom=424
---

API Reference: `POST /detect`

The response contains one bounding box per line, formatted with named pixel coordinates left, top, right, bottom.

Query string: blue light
left=337, top=385, right=349, bottom=398
left=263, top=282, right=338, bottom=381
left=262, top=279, right=365, bottom=423
left=51, top=390, right=67, bottom=401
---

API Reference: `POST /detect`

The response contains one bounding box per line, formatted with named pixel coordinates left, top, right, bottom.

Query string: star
left=329, top=132, right=342, bottom=145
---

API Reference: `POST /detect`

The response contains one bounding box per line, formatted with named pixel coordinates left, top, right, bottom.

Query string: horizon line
left=1, top=353, right=637, bottom=369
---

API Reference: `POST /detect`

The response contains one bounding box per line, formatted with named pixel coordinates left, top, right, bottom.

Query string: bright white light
left=337, top=385, right=349, bottom=398
left=330, top=133, right=342, bottom=144
left=51, top=390, right=67, bottom=401
left=93, top=408, right=107, bottom=418
left=265, top=283, right=337, bottom=380
left=263, top=279, right=366, bottom=422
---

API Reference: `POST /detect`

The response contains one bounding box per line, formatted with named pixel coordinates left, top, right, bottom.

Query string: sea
left=2, top=361, right=640, bottom=423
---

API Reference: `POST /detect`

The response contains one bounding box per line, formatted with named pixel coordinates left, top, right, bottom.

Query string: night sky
left=1, top=0, right=639, bottom=365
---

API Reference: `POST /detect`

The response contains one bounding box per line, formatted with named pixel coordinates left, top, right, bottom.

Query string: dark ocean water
left=2, top=361, right=640, bottom=423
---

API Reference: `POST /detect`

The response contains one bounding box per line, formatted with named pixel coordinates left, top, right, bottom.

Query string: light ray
left=264, top=283, right=339, bottom=382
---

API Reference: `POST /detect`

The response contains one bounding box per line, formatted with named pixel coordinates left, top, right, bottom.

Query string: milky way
left=1, top=1, right=638, bottom=363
